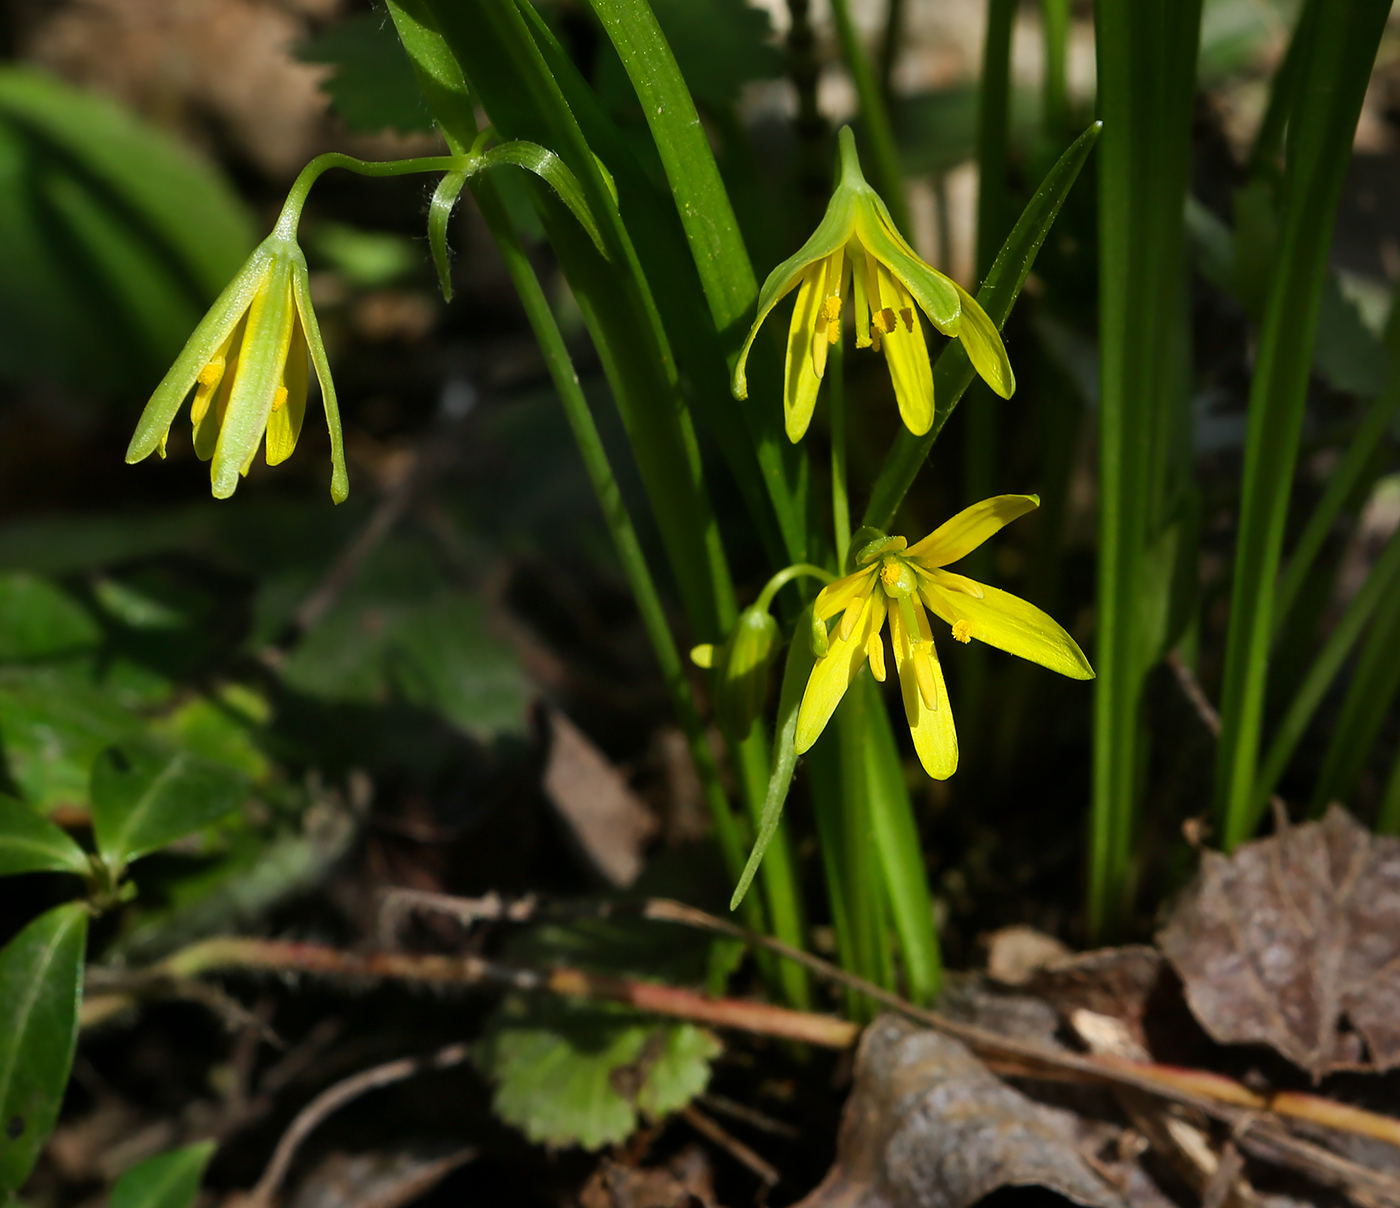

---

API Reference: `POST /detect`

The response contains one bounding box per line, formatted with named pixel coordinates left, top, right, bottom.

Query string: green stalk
left=828, top=0, right=908, bottom=233
left=1253, top=525, right=1400, bottom=824
left=1274, top=284, right=1400, bottom=637
left=1310, top=585, right=1400, bottom=816
left=1377, top=744, right=1400, bottom=834
left=878, top=0, right=906, bottom=104
left=859, top=675, right=940, bottom=1003
left=1042, top=0, right=1070, bottom=136
left=1214, top=0, right=1391, bottom=851
left=1091, top=0, right=1201, bottom=939
left=422, top=0, right=737, bottom=639
left=580, top=0, right=807, bottom=563
left=863, top=122, right=1100, bottom=532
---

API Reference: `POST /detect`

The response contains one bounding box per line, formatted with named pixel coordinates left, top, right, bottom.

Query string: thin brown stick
left=1167, top=650, right=1221, bottom=736
left=247, top=1043, right=471, bottom=1207
left=698, top=1093, right=800, bottom=1140
left=681, top=1105, right=780, bottom=1187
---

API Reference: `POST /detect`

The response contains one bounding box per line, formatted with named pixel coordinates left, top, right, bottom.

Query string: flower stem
left=275, top=152, right=470, bottom=239
left=756, top=563, right=834, bottom=613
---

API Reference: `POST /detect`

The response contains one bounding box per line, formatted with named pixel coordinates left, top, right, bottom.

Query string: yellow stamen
left=951, top=619, right=973, bottom=644
left=839, top=593, right=867, bottom=642
left=867, top=633, right=886, bottom=681
left=271, top=385, right=288, bottom=413
left=190, top=355, right=226, bottom=425
left=873, top=308, right=898, bottom=334
left=900, top=307, right=914, bottom=332
left=912, top=645, right=938, bottom=709
left=822, top=295, right=842, bottom=323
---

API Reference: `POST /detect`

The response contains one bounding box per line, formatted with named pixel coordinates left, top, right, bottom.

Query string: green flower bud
left=697, top=605, right=781, bottom=739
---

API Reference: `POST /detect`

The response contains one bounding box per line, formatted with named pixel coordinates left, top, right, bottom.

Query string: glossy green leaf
left=0, top=68, right=254, bottom=392
left=0, top=796, right=88, bottom=878
left=476, top=142, right=607, bottom=256
left=863, top=121, right=1101, bottom=532
left=0, top=902, right=88, bottom=1197
left=110, top=1142, right=215, bottom=1208
left=299, top=13, right=433, bottom=134
left=90, top=735, right=250, bottom=872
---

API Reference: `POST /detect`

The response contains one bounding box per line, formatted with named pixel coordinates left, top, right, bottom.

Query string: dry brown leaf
left=795, top=1014, right=1124, bottom=1208
left=579, top=1145, right=719, bottom=1208
left=1158, top=807, right=1400, bottom=1078
left=285, top=1148, right=476, bottom=1208
left=1025, top=946, right=1170, bottom=1051
left=543, top=708, right=657, bottom=888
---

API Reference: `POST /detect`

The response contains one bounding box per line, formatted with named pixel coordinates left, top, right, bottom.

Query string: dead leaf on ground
left=1025, top=946, right=1171, bottom=1052
left=795, top=1014, right=1124, bottom=1208
left=542, top=707, right=658, bottom=888
left=580, top=1144, right=720, bottom=1208
left=285, top=1148, right=476, bottom=1208
left=1159, top=807, right=1400, bottom=1078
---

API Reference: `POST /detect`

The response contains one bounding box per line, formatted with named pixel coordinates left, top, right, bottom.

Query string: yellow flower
left=794, top=495, right=1093, bottom=779
left=125, top=226, right=348, bottom=502
left=733, top=126, right=1014, bottom=443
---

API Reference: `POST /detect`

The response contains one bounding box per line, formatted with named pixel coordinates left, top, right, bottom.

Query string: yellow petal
left=193, top=317, right=245, bottom=462
left=876, top=265, right=933, bottom=436
left=784, top=266, right=825, bottom=442
left=266, top=312, right=309, bottom=466
left=889, top=599, right=957, bottom=779
left=814, top=566, right=878, bottom=622
left=920, top=574, right=1094, bottom=680
left=852, top=241, right=872, bottom=348
left=906, top=494, right=1040, bottom=567
left=953, top=282, right=1015, bottom=399
left=795, top=592, right=886, bottom=753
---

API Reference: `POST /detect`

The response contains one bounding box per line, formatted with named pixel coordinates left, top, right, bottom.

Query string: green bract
left=125, top=222, right=348, bottom=504
left=692, top=604, right=781, bottom=740
left=733, top=126, right=1015, bottom=443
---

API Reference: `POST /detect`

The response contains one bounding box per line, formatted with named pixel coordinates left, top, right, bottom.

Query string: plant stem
left=1042, top=0, right=1070, bottom=135
left=828, top=0, right=908, bottom=233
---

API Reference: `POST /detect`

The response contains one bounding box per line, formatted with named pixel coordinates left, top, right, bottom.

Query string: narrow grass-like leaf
left=863, top=122, right=1100, bottom=532
left=110, top=1143, right=216, bottom=1208
left=476, top=142, right=607, bottom=255
left=1253, top=525, right=1400, bottom=824
left=0, top=795, right=88, bottom=878
left=429, top=171, right=468, bottom=301
left=1215, top=0, right=1392, bottom=850
left=1310, top=589, right=1400, bottom=816
left=730, top=607, right=815, bottom=911
left=0, top=902, right=87, bottom=1197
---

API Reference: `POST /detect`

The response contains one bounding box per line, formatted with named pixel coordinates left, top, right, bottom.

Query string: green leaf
left=307, top=221, right=421, bottom=288
left=730, top=606, right=814, bottom=910
left=0, top=795, right=88, bottom=878
left=862, top=121, right=1101, bottom=532
left=476, top=142, right=608, bottom=256
left=0, top=902, right=88, bottom=1197
left=278, top=542, right=527, bottom=739
left=476, top=998, right=718, bottom=1151
left=298, top=12, right=434, bottom=134
left=0, top=668, right=145, bottom=812
left=90, top=735, right=250, bottom=872
left=110, top=1142, right=215, bottom=1208
left=0, top=574, right=100, bottom=661
left=0, top=68, right=254, bottom=392
left=621, top=0, right=782, bottom=110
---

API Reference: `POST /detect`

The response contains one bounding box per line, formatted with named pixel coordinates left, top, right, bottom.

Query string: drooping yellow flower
left=795, top=495, right=1093, bottom=779
left=125, top=225, right=348, bottom=502
left=733, top=126, right=1014, bottom=443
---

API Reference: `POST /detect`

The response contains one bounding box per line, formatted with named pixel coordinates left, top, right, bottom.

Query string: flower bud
left=702, top=605, right=781, bottom=739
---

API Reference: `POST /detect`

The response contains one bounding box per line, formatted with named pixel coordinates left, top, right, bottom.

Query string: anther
left=900, top=307, right=914, bottom=332
left=951, top=619, right=973, bottom=644
left=913, top=646, right=938, bottom=709
left=197, top=356, right=225, bottom=388
left=822, top=295, right=843, bottom=323
left=867, top=633, right=886, bottom=681
left=271, top=386, right=288, bottom=413
left=873, top=308, right=898, bottom=334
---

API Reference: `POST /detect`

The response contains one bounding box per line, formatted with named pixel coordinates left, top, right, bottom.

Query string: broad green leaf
left=279, top=541, right=527, bottom=739
left=0, top=668, right=144, bottom=812
left=110, top=1142, right=215, bottom=1208
left=0, top=68, right=254, bottom=391
left=0, top=795, right=88, bottom=877
left=90, top=736, right=250, bottom=871
left=0, top=902, right=88, bottom=1197
left=307, top=222, right=421, bottom=289
left=476, top=998, right=718, bottom=1151
left=299, top=12, right=433, bottom=134
left=0, top=574, right=99, bottom=661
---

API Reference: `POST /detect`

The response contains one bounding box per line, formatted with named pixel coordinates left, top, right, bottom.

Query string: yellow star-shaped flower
left=125, top=226, right=348, bottom=502
left=733, top=126, right=1014, bottom=443
left=795, top=495, right=1093, bottom=779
